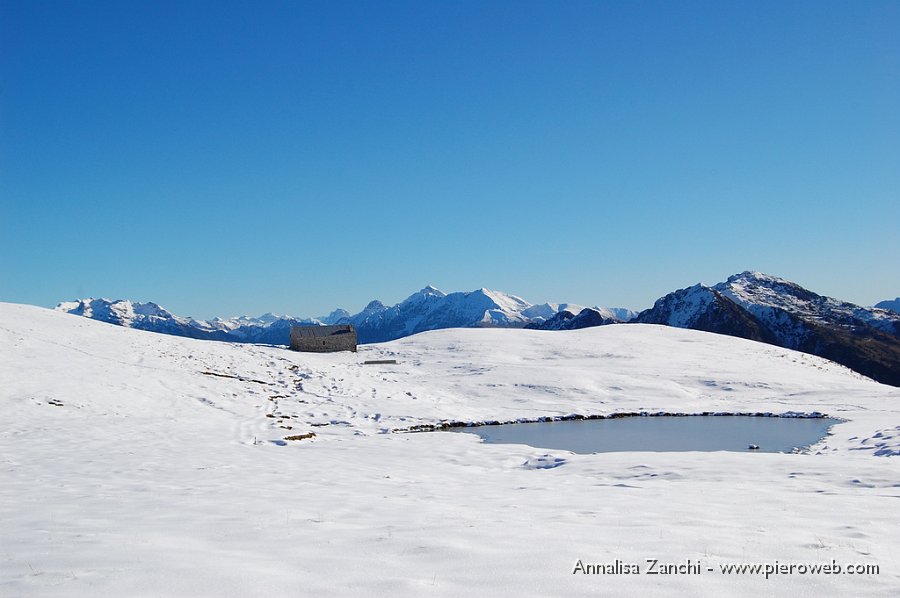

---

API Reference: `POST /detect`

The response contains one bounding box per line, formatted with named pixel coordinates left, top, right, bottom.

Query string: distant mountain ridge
left=55, top=298, right=326, bottom=344
left=634, top=271, right=900, bottom=386
left=56, top=288, right=636, bottom=345
left=55, top=274, right=900, bottom=386
left=524, top=307, right=627, bottom=331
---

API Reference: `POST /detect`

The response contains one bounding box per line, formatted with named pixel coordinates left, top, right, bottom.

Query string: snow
left=521, top=302, right=572, bottom=321
left=2, top=302, right=900, bottom=596
left=476, top=288, right=531, bottom=314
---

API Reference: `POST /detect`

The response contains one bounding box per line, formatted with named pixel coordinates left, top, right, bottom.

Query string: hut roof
left=292, top=325, right=355, bottom=338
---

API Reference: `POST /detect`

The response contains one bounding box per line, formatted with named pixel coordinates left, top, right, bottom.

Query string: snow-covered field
left=2, top=302, right=899, bottom=596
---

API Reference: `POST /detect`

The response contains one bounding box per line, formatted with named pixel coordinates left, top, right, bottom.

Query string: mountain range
left=55, top=272, right=900, bottom=386
left=56, top=288, right=636, bottom=345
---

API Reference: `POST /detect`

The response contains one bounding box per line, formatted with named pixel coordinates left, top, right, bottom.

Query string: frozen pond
left=452, top=415, right=841, bottom=454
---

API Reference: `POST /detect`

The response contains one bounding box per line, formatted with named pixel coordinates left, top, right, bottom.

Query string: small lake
left=451, top=415, right=841, bottom=454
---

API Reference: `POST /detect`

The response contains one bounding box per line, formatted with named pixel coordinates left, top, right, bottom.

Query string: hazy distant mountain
left=876, top=298, right=900, bottom=313
left=634, top=272, right=900, bottom=386
left=56, top=287, right=633, bottom=345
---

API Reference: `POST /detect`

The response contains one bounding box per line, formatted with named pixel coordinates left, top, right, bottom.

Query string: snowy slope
left=637, top=284, right=716, bottom=328
left=2, top=302, right=900, bottom=597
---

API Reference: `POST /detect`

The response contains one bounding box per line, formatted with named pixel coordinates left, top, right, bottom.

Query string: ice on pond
left=452, top=415, right=841, bottom=454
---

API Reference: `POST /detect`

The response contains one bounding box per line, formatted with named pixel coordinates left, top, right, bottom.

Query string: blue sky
left=2, top=0, right=898, bottom=319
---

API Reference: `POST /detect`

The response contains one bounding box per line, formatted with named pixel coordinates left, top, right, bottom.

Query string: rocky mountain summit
left=634, top=272, right=900, bottom=386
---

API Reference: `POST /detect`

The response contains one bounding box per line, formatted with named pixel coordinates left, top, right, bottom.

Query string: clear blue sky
left=1, top=0, right=898, bottom=319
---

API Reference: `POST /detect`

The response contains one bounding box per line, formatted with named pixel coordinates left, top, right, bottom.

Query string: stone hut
left=290, top=325, right=357, bottom=353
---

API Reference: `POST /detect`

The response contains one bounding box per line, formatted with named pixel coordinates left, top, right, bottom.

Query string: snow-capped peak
left=361, top=300, right=388, bottom=313
left=715, top=271, right=811, bottom=308
left=400, top=285, right=447, bottom=307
